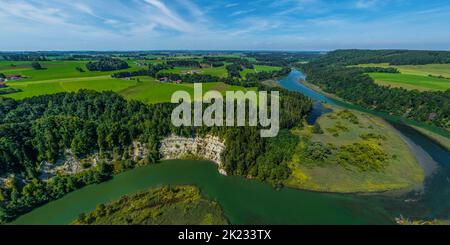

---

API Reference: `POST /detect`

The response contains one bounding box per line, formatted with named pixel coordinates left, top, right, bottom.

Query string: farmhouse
left=160, top=77, right=169, bottom=83
left=135, top=62, right=147, bottom=67
left=5, top=74, right=23, bottom=81
left=182, top=70, right=202, bottom=75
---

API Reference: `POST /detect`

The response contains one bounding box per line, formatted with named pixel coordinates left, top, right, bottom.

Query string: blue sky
left=1, top=0, right=450, bottom=51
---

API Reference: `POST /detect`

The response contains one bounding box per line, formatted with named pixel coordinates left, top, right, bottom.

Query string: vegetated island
left=285, top=105, right=424, bottom=193
left=73, top=185, right=228, bottom=225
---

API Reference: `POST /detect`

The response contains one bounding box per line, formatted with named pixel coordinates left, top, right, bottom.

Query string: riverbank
left=410, top=125, right=450, bottom=151
left=298, top=79, right=341, bottom=102
left=11, top=160, right=393, bottom=225
left=298, top=78, right=450, bottom=143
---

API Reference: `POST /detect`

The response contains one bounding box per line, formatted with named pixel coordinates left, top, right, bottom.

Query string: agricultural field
left=285, top=105, right=424, bottom=193
left=369, top=73, right=450, bottom=91
left=158, top=64, right=282, bottom=78
left=0, top=60, right=254, bottom=103
left=356, top=63, right=450, bottom=91
left=0, top=60, right=143, bottom=82
left=241, top=65, right=283, bottom=77
left=159, top=66, right=229, bottom=77
left=3, top=76, right=139, bottom=100
left=357, top=63, right=450, bottom=77
left=3, top=75, right=253, bottom=103
left=120, top=77, right=255, bottom=104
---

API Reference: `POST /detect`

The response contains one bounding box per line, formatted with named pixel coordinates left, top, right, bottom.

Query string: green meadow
left=240, top=65, right=282, bottom=77
left=3, top=76, right=139, bottom=100
left=369, top=73, right=450, bottom=91
left=356, top=63, right=450, bottom=91
left=160, top=66, right=229, bottom=77
left=3, top=76, right=253, bottom=104
left=357, top=63, right=450, bottom=77
left=159, top=64, right=282, bottom=78
left=2, top=63, right=254, bottom=106
left=0, top=60, right=255, bottom=103
left=120, top=77, right=255, bottom=104
left=0, top=60, right=143, bottom=82
left=286, top=106, right=424, bottom=193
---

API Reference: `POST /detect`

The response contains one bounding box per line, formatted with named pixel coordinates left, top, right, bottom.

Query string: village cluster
left=0, top=74, right=26, bottom=88
left=159, top=70, right=203, bottom=84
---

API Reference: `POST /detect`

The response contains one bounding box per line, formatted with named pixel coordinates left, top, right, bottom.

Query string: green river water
left=12, top=70, right=450, bottom=225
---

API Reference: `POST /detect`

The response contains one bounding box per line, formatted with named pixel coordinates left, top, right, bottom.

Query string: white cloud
left=143, top=0, right=194, bottom=32
left=176, top=0, right=204, bottom=19
left=230, top=9, right=255, bottom=17
left=0, top=1, right=65, bottom=26
left=355, top=0, right=379, bottom=9
left=71, top=2, right=96, bottom=16
left=225, top=3, right=239, bottom=8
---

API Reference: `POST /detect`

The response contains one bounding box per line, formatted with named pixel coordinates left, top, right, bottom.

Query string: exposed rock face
left=38, top=142, right=148, bottom=181
left=160, top=134, right=227, bottom=175
left=28, top=136, right=226, bottom=183
left=0, top=177, right=8, bottom=188
left=38, top=149, right=99, bottom=181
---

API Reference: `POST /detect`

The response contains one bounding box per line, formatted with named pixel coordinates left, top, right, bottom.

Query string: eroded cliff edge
left=160, top=134, right=227, bottom=175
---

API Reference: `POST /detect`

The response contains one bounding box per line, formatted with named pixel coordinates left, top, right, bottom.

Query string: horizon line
left=1, top=48, right=450, bottom=53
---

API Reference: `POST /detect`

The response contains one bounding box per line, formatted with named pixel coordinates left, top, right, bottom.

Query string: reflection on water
left=307, top=101, right=333, bottom=125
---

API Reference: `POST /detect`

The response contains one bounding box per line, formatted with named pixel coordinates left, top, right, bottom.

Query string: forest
left=166, top=60, right=201, bottom=68
left=156, top=73, right=218, bottom=83
left=317, top=49, right=450, bottom=65
left=86, top=58, right=130, bottom=71
left=0, top=54, right=49, bottom=61
left=246, top=52, right=320, bottom=67
left=300, top=50, right=450, bottom=129
left=0, top=84, right=311, bottom=222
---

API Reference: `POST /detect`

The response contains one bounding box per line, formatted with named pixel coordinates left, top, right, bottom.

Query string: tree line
left=300, top=56, right=449, bottom=129
left=157, top=73, right=218, bottom=83
left=361, top=67, right=399, bottom=73
left=318, top=49, right=450, bottom=66
left=166, top=60, right=201, bottom=68
left=86, top=58, right=130, bottom=71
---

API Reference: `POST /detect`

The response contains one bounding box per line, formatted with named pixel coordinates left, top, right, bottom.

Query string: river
left=12, top=70, right=450, bottom=225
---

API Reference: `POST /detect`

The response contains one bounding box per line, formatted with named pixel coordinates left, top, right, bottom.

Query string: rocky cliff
left=160, top=134, right=227, bottom=175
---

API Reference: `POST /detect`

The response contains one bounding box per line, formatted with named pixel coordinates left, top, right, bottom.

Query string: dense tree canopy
left=0, top=87, right=311, bottom=222
left=166, top=60, right=200, bottom=68
left=31, top=62, right=43, bottom=70
left=226, top=64, right=243, bottom=78
left=86, top=58, right=130, bottom=71
left=318, top=49, right=450, bottom=66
